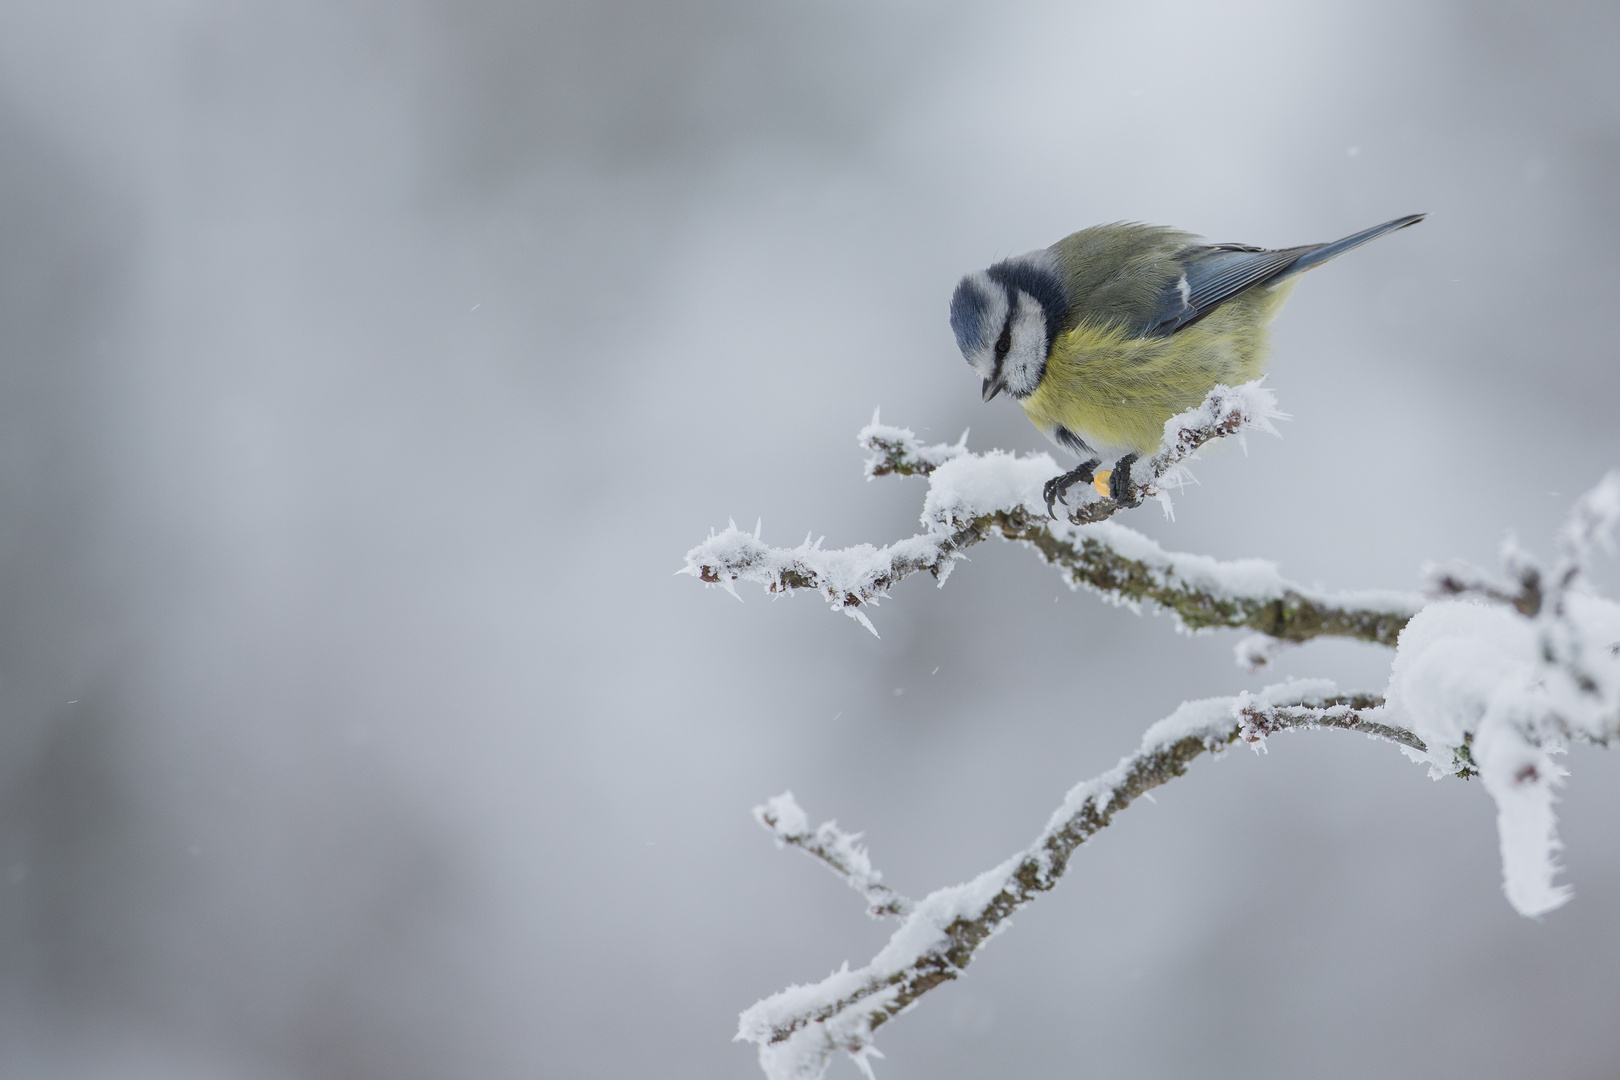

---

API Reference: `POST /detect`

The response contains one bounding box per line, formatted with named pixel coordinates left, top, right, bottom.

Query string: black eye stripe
left=993, top=311, right=1013, bottom=364
left=986, top=259, right=1066, bottom=356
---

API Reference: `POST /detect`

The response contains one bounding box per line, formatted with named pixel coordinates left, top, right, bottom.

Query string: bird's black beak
left=981, top=377, right=1005, bottom=403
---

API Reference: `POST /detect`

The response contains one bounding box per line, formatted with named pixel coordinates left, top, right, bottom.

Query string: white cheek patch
left=1002, top=292, right=1049, bottom=397
left=964, top=272, right=1009, bottom=378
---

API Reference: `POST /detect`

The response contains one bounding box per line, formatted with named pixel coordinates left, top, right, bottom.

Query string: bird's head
left=949, top=250, right=1067, bottom=402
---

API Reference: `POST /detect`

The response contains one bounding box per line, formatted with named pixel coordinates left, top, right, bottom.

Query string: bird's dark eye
left=993, top=316, right=1012, bottom=363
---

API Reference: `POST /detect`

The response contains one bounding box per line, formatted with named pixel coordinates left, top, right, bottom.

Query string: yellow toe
left=1092, top=469, right=1112, bottom=497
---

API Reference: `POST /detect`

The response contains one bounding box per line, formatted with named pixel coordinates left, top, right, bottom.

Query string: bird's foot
left=1043, top=458, right=1101, bottom=518
left=1108, top=454, right=1141, bottom=507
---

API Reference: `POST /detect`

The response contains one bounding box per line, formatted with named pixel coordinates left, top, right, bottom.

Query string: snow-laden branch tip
left=682, top=381, right=1420, bottom=643
left=1402, top=472, right=1620, bottom=915
left=858, top=409, right=969, bottom=479
left=754, top=792, right=913, bottom=918
left=738, top=681, right=1417, bottom=1080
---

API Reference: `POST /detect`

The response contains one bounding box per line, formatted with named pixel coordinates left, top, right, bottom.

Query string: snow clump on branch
left=1388, top=473, right=1620, bottom=915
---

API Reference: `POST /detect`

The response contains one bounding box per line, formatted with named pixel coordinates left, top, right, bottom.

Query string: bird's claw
left=1043, top=458, right=1101, bottom=518
left=1108, top=454, right=1141, bottom=507
left=1041, top=477, right=1063, bottom=518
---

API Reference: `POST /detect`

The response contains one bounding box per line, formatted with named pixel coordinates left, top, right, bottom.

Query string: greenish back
left=1050, top=223, right=1197, bottom=336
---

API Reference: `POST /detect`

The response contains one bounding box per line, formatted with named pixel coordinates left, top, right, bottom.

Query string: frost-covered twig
left=859, top=413, right=969, bottom=479
left=738, top=681, right=1417, bottom=1080
left=754, top=792, right=913, bottom=918
left=682, top=383, right=1420, bottom=643
left=1427, top=544, right=1544, bottom=617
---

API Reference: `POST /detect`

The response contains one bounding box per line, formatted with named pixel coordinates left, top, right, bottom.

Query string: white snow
left=922, top=449, right=1058, bottom=529
left=1475, top=720, right=1570, bottom=916
left=1384, top=601, right=1535, bottom=770
left=757, top=791, right=809, bottom=838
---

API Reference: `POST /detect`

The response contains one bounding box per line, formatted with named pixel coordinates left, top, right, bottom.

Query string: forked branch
left=738, top=683, right=1422, bottom=1080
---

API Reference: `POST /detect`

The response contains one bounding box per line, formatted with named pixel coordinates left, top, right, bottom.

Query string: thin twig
left=754, top=793, right=913, bottom=918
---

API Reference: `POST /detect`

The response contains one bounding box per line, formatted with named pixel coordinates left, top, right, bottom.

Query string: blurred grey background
left=0, top=1, right=1616, bottom=1077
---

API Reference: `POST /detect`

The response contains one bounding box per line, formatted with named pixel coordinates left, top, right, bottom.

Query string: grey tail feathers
left=1281, top=213, right=1427, bottom=280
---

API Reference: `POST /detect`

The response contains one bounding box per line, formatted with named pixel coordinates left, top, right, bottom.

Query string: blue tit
left=949, top=213, right=1425, bottom=513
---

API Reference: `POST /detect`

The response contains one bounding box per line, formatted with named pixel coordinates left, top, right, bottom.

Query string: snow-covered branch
left=859, top=422, right=969, bottom=479
left=682, top=382, right=1420, bottom=644
left=738, top=681, right=1416, bottom=1080
left=742, top=478, right=1620, bottom=1077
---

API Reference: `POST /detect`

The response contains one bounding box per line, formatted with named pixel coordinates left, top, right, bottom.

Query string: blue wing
left=1141, top=214, right=1425, bottom=338
left=1140, top=244, right=1307, bottom=337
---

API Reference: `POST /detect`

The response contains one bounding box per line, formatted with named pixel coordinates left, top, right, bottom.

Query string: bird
left=948, top=213, right=1425, bottom=515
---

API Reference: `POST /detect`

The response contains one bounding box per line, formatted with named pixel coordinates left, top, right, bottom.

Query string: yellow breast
left=1020, top=280, right=1294, bottom=455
